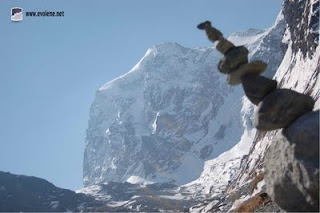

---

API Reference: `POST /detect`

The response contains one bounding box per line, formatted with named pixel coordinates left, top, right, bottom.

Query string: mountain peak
left=229, top=28, right=265, bottom=38
left=145, top=42, right=192, bottom=58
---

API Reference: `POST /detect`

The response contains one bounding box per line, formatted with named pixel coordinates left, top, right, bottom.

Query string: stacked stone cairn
left=198, top=21, right=319, bottom=212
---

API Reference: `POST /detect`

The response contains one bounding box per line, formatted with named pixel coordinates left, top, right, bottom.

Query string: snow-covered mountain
left=0, top=1, right=317, bottom=212
left=81, top=1, right=318, bottom=211
left=83, top=42, right=236, bottom=186
left=83, top=12, right=285, bottom=188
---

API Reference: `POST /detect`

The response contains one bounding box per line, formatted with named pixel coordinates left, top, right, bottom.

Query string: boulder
left=218, top=46, right=249, bottom=74
left=265, top=110, right=319, bottom=212
left=253, top=89, right=315, bottom=130
left=241, top=74, right=277, bottom=105
left=215, top=38, right=235, bottom=54
left=283, top=110, right=319, bottom=167
left=227, top=61, right=267, bottom=85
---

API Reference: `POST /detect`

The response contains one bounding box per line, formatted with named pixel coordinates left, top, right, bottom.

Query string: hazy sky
left=0, top=0, right=282, bottom=190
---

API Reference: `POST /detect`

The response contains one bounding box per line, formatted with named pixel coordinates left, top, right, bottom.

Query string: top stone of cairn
left=197, top=21, right=223, bottom=42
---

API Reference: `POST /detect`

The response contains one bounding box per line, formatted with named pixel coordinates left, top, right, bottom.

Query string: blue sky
left=0, top=0, right=282, bottom=190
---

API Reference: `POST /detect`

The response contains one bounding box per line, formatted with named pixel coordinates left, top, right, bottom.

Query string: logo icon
left=11, top=7, right=23, bottom=21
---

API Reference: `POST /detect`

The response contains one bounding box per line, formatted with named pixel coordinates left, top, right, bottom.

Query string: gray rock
left=218, top=46, right=249, bottom=74
left=215, top=38, right=235, bottom=54
left=253, top=89, right=315, bottom=130
left=197, top=21, right=211, bottom=30
left=241, top=74, right=277, bottom=105
left=265, top=111, right=319, bottom=212
left=283, top=110, right=319, bottom=168
left=205, top=27, right=223, bottom=43
left=227, top=61, right=267, bottom=85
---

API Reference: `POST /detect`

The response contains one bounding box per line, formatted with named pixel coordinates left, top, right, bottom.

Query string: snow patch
left=50, top=201, right=59, bottom=209
left=126, top=176, right=154, bottom=185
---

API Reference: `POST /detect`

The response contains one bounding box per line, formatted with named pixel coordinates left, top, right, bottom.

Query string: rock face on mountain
left=83, top=13, right=285, bottom=188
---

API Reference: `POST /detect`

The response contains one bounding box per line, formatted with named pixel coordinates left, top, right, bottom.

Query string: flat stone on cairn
left=241, top=74, right=277, bottom=105
left=218, top=46, right=249, bottom=74
left=253, top=89, right=315, bottom=131
left=227, top=60, right=267, bottom=85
